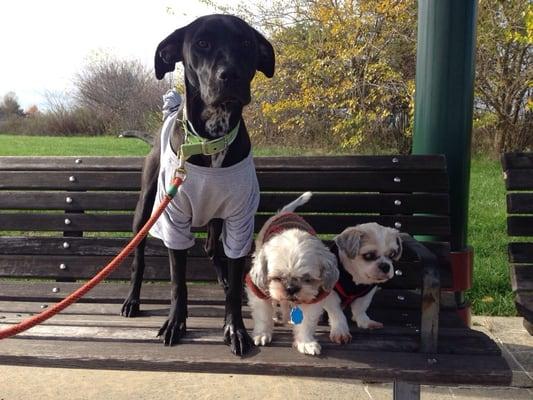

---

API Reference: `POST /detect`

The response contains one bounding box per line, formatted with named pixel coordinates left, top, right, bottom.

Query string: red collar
left=245, top=273, right=270, bottom=300
left=245, top=273, right=330, bottom=304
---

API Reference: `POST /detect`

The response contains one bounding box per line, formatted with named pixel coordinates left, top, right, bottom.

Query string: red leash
left=0, top=176, right=184, bottom=340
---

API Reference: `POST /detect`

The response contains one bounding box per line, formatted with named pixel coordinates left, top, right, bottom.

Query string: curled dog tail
left=280, top=191, right=313, bottom=213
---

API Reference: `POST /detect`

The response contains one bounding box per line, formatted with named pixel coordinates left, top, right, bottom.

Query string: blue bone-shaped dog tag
left=290, top=306, right=304, bottom=325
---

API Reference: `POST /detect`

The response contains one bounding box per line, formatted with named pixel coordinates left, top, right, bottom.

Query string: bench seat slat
left=0, top=317, right=499, bottom=355
left=0, top=213, right=451, bottom=235
left=0, top=301, right=470, bottom=335
left=0, top=191, right=450, bottom=214
left=0, top=302, right=458, bottom=329
left=0, top=338, right=510, bottom=385
left=0, top=155, right=447, bottom=171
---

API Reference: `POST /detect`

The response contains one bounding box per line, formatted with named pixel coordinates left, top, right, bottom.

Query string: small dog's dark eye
left=363, top=253, right=377, bottom=261
left=197, top=40, right=209, bottom=48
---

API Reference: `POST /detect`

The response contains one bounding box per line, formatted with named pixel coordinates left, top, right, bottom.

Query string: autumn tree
left=475, top=0, right=532, bottom=154
left=0, top=92, right=24, bottom=119
left=198, top=0, right=531, bottom=154
left=74, top=56, right=169, bottom=132
left=203, top=0, right=417, bottom=152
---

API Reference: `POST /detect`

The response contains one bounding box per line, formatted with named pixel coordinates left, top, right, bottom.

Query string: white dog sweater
left=149, top=111, right=260, bottom=259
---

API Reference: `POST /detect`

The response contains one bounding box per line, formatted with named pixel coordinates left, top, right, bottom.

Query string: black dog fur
left=120, top=14, right=275, bottom=356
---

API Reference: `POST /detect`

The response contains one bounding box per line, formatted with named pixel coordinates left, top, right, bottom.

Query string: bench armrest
left=400, top=233, right=440, bottom=353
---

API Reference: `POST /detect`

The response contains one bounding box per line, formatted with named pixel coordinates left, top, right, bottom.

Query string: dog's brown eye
left=197, top=40, right=209, bottom=48
left=363, top=252, right=377, bottom=261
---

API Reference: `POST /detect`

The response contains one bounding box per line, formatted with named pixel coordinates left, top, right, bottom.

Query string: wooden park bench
left=0, top=154, right=510, bottom=399
left=502, top=152, right=533, bottom=335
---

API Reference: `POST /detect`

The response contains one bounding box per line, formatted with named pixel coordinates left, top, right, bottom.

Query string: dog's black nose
left=378, top=263, right=391, bottom=274
left=217, top=68, right=240, bottom=82
left=286, top=285, right=300, bottom=295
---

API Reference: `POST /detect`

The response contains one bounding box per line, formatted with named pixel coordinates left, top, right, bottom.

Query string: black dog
left=120, top=14, right=275, bottom=356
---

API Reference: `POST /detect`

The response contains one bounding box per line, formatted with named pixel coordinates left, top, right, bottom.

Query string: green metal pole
left=413, top=0, right=477, bottom=252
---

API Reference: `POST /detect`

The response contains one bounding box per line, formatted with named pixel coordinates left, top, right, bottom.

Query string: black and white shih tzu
left=324, top=223, right=403, bottom=344
left=246, top=192, right=339, bottom=355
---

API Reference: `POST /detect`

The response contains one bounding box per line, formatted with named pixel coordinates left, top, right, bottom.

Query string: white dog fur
left=247, top=192, right=339, bottom=355
left=325, top=223, right=403, bottom=343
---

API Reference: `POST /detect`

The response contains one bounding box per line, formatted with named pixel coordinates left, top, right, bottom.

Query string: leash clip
left=174, top=150, right=188, bottom=182
left=173, top=166, right=187, bottom=181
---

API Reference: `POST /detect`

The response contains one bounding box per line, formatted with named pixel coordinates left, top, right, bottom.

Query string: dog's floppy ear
left=319, top=248, right=339, bottom=292
left=394, top=233, right=403, bottom=261
left=155, top=28, right=186, bottom=80
left=334, top=227, right=363, bottom=259
left=250, top=250, right=269, bottom=291
left=253, top=29, right=275, bottom=78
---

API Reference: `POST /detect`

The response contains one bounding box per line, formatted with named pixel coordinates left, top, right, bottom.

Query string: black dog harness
left=330, top=243, right=376, bottom=309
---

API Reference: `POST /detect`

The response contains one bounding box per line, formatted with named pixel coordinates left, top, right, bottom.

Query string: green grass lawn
left=0, top=134, right=338, bottom=157
left=0, top=134, right=151, bottom=156
left=467, top=156, right=515, bottom=315
left=0, top=134, right=516, bottom=315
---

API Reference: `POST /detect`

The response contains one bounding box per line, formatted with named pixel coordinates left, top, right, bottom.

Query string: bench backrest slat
left=0, top=213, right=450, bottom=235
left=0, top=171, right=448, bottom=192
left=0, top=191, right=449, bottom=214
left=0, top=155, right=446, bottom=171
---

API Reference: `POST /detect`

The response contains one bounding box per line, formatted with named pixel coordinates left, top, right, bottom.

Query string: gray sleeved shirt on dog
left=149, top=111, right=260, bottom=259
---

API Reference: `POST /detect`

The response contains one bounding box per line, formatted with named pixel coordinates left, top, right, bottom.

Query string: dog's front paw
left=158, top=317, right=187, bottom=346
left=330, top=326, right=352, bottom=344
left=121, top=297, right=140, bottom=317
left=294, top=340, right=321, bottom=355
left=224, top=322, right=254, bottom=356
left=253, top=332, right=272, bottom=346
left=353, top=316, right=384, bottom=330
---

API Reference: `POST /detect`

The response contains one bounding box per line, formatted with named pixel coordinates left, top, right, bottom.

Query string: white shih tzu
left=324, top=223, right=403, bottom=344
left=246, top=192, right=339, bottom=355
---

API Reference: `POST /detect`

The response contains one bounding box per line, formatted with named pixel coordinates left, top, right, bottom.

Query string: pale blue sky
left=0, top=0, right=237, bottom=110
